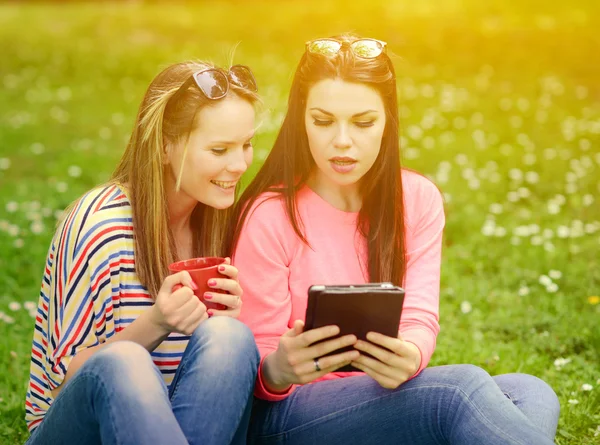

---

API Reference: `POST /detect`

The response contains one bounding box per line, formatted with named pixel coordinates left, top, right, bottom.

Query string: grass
left=0, top=1, right=599, bottom=443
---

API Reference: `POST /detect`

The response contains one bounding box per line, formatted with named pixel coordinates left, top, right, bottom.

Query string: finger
left=352, top=353, right=401, bottom=380
left=224, top=257, right=231, bottom=265
left=295, top=325, right=340, bottom=347
left=296, top=349, right=359, bottom=375
left=203, top=292, right=240, bottom=309
left=366, top=332, right=412, bottom=356
left=172, top=293, right=202, bottom=317
left=301, top=356, right=357, bottom=383
left=206, top=307, right=241, bottom=318
left=354, top=340, right=401, bottom=367
left=160, top=271, right=197, bottom=294
left=169, top=286, right=196, bottom=306
left=351, top=361, right=399, bottom=389
left=217, top=263, right=238, bottom=280
left=180, top=301, right=208, bottom=332
left=283, top=320, right=305, bottom=338
left=182, top=307, right=210, bottom=334
left=295, top=334, right=357, bottom=363
left=207, top=278, right=242, bottom=296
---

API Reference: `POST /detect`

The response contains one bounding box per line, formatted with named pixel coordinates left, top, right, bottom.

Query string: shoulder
left=401, top=169, right=445, bottom=229
left=54, top=184, right=133, bottom=262
left=244, top=191, right=288, bottom=223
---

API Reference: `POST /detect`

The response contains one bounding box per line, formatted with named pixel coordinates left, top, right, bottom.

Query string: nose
left=226, top=147, right=249, bottom=174
left=333, top=124, right=352, bottom=149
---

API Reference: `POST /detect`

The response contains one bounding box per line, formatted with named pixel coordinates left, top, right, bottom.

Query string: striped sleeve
left=43, top=185, right=130, bottom=390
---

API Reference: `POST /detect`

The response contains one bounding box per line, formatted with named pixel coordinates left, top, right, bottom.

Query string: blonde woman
left=25, top=61, right=260, bottom=445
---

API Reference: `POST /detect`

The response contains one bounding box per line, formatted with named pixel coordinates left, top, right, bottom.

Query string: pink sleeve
left=233, top=197, right=298, bottom=400
left=400, top=175, right=445, bottom=377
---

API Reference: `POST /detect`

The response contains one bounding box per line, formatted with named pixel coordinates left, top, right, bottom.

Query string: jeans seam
left=255, top=383, right=531, bottom=445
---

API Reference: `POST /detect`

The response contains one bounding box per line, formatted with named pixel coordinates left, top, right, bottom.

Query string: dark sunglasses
left=170, top=65, right=258, bottom=104
left=305, top=38, right=387, bottom=59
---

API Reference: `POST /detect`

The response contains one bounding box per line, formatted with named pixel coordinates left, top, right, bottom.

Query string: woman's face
left=304, top=78, right=386, bottom=190
left=166, top=94, right=255, bottom=209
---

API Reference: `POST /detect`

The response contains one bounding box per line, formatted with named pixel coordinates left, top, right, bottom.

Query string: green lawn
left=1, top=1, right=599, bottom=443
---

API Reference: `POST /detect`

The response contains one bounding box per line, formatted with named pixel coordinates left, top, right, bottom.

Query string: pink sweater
left=234, top=170, right=445, bottom=400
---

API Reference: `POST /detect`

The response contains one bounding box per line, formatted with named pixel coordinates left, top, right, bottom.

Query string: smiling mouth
left=210, top=180, right=237, bottom=189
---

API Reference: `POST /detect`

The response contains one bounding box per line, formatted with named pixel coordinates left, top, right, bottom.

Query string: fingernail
left=207, top=310, right=214, bottom=317
left=218, top=265, right=225, bottom=272
left=204, top=293, right=213, bottom=300
left=190, top=281, right=198, bottom=290
left=208, top=279, right=217, bottom=287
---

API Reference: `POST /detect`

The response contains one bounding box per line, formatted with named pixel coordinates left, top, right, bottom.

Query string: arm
left=399, top=176, right=445, bottom=375
left=234, top=198, right=297, bottom=399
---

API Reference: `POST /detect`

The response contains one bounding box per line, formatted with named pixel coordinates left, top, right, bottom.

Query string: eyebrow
left=209, top=131, right=255, bottom=146
left=309, top=108, right=379, bottom=118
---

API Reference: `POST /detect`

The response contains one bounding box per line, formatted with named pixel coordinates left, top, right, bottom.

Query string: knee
left=435, top=364, right=497, bottom=395
left=81, top=342, right=165, bottom=400
left=511, top=373, right=560, bottom=417
left=190, top=317, right=259, bottom=365
left=85, top=341, right=155, bottom=380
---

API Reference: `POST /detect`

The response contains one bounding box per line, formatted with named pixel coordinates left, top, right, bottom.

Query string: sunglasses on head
left=305, top=38, right=387, bottom=59
left=170, top=64, right=258, bottom=104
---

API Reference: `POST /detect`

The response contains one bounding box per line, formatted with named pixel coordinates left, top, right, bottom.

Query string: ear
left=162, top=138, right=172, bottom=165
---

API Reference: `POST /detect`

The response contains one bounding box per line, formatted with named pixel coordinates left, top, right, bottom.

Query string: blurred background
left=0, top=1, right=599, bottom=443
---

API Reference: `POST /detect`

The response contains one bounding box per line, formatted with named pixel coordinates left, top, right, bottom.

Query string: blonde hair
left=70, top=60, right=258, bottom=297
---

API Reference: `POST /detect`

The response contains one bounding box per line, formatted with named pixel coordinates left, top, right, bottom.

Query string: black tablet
left=304, top=283, right=405, bottom=372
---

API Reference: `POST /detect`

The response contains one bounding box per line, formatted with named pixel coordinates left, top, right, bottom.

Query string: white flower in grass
left=0, top=158, right=11, bottom=170
left=554, top=357, right=571, bottom=369
left=14, top=239, right=24, bottom=248
left=30, top=143, right=45, bottom=155
left=557, top=226, right=570, bottom=238
left=510, top=236, right=521, bottom=246
left=507, top=191, right=519, bottom=203
left=494, top=227, right=507, bottom=237
left=481, top=222, right=495, bottom=237
left=567, top=399, right=579, bottom=405
left=565, top=183, right=578, bottom=194
left=24, top=301, right=36, bottom=311
left=56, top=182, right=68, bottom=193
left=546, top=283, right=558, bottom=293
left=518, top=286, right=530, bottom=297
left=525, top=171, right=539, bottom=184
left=583, top=194, right=594, bottom=207
left=547, top=202, right=560, bottom=214
left=5, top=201, right=18, bottom=213
left=518, top=187, right=531, bottom=198
left=68, top=165, right=82, bottom=178
left=7, top=225, right=19, bottom=237
left=8, top=302, right=21, bottom=311
left=523, top=153, right=537, bottom=165
left=544, top=242, right=555, bottom=252
left=30, top=221, right=45, bottom=234
left=581, top=384, right=593, bottom=391
left=549, top=270, right=562, bottom=280
left=531, top=236, right=543, bottom=246
left=595, top=425, right=600, bottom=437
left=508, top=168, right=523, bottom=181
left=489, top=203, right=503, bottom=214
left=543, top=229, right=554, bottom=239
left=460, top=301, right=472, bottom=314
left=539, top=275, right=553, bottom=286
left=0, top=312, right=15, bottom=324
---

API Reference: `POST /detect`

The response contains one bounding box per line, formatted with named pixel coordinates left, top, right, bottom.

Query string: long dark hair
left=228, top=34, right=406, bottom=286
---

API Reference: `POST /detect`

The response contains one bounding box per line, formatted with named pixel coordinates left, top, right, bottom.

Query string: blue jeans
left=27, top=317, right=260, bottom=445
left=248, top=364, right=560, bottom=445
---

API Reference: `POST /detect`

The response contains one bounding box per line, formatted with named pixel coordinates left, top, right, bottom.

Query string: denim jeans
left=248, top=364, right=560, bottom=445
left=27, top=317, right=260, bottom=445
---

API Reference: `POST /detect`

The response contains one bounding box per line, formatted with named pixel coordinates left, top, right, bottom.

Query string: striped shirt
left=25, top=184, right=190, bottom=433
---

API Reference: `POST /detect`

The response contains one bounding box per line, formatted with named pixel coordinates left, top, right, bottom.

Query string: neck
left=165, top=179, right=197, bottom=246
left=306, top=171, right=362, bottom=212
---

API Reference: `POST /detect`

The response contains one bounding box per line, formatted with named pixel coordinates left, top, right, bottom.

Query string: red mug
left=168, top=257, right=228, bottom=311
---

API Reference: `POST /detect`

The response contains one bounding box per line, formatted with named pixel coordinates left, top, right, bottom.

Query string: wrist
left=146, top=306, right=171, bottom=338
left=263, top=352, right=292, bottom=392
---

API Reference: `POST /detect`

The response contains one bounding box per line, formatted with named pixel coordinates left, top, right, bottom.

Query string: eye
left=355, top=121, right=375, bottom=128
left=313, top=118, right=333, bottom=127
left=211, top=148, right=227, bottom=156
